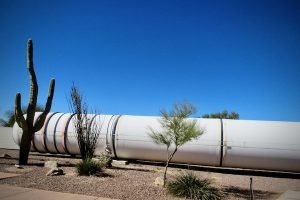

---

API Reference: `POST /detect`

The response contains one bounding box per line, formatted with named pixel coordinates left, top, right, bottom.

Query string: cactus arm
left=26, top=39, right=38, bottom=125
left=34, top=79, right=55, bottom=132
left=15, top=93, right=28, bottom=131
left=15, top=39, right=56, bottom=165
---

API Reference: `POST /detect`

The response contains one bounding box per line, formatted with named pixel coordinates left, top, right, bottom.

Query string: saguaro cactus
left=15, top=39, right=55, bottom=165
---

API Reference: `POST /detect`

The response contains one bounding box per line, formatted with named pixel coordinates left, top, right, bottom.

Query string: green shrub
left=95, top=152, right=112, bottom=168
left=167, top=171, right=222, bottom=200
left=76, top=158, right=104, bottom=176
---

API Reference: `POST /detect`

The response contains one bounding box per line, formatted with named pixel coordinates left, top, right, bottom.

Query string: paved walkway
left=277, top=190, right=300, bottom=200
left=0, top=184, right=117, bottom=200
left=0, top=172, right=19, bottom=180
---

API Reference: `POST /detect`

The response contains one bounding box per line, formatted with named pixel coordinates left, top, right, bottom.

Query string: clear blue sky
left=0, top=0, right=300, bottom=121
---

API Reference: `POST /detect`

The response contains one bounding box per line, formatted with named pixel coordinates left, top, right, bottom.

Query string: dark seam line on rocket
left=106, top=115, right=115, bottom=146
left=112, top=115, right=122, bottom=159
left=219, top=118, right=224, bottom=167
left=43, top=112, right=58, bottom=153
left=63, top=113, right=76, bottom=154
left=54, top=113, right=65, bottom=154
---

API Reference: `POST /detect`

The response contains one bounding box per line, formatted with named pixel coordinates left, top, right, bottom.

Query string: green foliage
left=167, top=172, right=222, bottom=200
left=202, top=110, right=239, bottom=119
left=149, top=102, right=203, bottom=148
left=94, top=152, right=112, bottom=168
left=76, top=158, right=104, bottom=176
left=14, top=39, right=55, bottom=165
left=149, top=102, right=203, bottom=186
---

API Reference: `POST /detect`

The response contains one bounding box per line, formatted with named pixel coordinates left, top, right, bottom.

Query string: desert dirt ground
left=0, top=149, right=299, bottom=200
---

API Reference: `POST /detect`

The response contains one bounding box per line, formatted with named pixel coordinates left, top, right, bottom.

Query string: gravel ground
left=1, top=149, right=300, bottom=200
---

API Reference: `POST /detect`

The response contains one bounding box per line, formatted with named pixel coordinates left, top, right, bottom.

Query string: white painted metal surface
left=13, top=112, right=43, bottom=152
left=222, top=119, right=300, bottom=172
left=11, top=112, right=300, bottom=172
left=44, top=112, right=65, bottom=154
left=115, top=116, right=221, bottom=166
left=0, top=127, right=19, bottom=149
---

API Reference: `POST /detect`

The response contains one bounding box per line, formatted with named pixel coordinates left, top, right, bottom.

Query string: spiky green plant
left=95, top=152, right=112, bottom=168
left=76, top=158, right=104, bottom=176
left=167, top=172, right=222, bottom=200
left=15, top=39, right=55, bottom=165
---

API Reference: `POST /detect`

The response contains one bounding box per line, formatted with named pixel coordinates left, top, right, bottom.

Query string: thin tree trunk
left=163, top=147, right=177, bottom=187
left=163, top=147, right=170, bottom=187
left=163, top=160, right=169, bottom=187
left=250, top=177, right=254, bottom=200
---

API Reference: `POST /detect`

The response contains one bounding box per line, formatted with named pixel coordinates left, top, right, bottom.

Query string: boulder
left=44, top=161, right=58, bottom=169
left=154, top=176, right=165, bottom=186
left=112, top=160, right=128, bottom=165
left=46, top=168, right=64, bottom=176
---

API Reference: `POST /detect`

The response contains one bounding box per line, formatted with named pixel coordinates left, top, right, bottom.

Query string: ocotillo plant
left=15, top=39, right=55, bottom=165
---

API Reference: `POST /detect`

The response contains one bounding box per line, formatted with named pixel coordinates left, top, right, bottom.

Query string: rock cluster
left=44, top=161, right=64, bottom=176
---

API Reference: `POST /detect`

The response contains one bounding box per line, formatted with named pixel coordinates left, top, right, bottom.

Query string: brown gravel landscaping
left=1, top=149, right=299, bottom=200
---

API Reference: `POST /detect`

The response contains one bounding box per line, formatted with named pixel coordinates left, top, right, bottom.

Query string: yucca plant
left=76, top=158, right=104, bottom=176
left=167, top=171, right=222, bottom=200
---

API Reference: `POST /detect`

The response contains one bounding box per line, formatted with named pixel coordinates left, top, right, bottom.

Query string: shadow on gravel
left=111, top=166, right=155, bottom=173
left=222, top=186, right=278, bottom=200
left=91, top=172, right=114, bottom=178
left=0, top=160, right=18, bottom=165
left=0, top=157, right=18, bottom=161
left=129, top=160, right=300, bottom=179
left=0, top=160, right=44, bottom=167
left=30, top=152, right=81, bottom=159
left=58, top=163, right=76, bottom=167
left=0, top=160, right=78, bottom=168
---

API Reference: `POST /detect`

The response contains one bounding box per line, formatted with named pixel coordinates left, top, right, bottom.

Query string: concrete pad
left=112, top=160, right=128, bottom=165
left=277, top=190, right=300, bottom=200
left=0, top=184, right=32, bottom=199
left=2, top=189, right=98, bottom=200
left=0, top=185, right=118, bottom=200
left=0, top=172, right=20, bottom=180
left=44, top=160, right=58, bottom=169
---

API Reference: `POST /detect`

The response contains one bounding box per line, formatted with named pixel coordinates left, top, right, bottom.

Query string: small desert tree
left=202, top=109, right=240, bottom=119
left=149, top=102, right=203, bottom=186
left=69, top=83, right=101, bottom=160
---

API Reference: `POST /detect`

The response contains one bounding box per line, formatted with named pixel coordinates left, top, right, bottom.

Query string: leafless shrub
left=68, top=83, right=102, bottom=160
